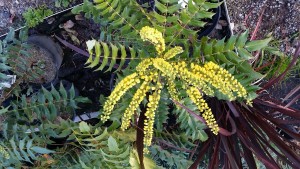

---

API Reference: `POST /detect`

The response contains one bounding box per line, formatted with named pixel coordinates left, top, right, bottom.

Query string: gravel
left=226, top=0, right=300, bottom=54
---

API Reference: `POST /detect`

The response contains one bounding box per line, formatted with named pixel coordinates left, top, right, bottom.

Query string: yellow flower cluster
left=172, top=61, right=214, bottom=96
left=121, top=81, right=150, bottom=130
left=153, top=58, right=176, bottom=79
left=0, top=145, right=9, bottom=159
left=166, top=77, right=179, bottom=102
left=136, top=58, right=153, bottom=73
left=191, top=61, right=247, bottom=100
left=101, top=26, right=251, bottom=152
left=101, top=73, right=141, bottom=122
left=140, top=26, right=165, bottom=54
left=144, top=84, right=162, bottom=150
left=163, top=46, right=183, bottom=60
left=187, top=87, right=219, bottom=135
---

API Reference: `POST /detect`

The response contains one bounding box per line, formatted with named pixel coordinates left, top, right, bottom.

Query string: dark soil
left=50, top=13, right=111, bottom=113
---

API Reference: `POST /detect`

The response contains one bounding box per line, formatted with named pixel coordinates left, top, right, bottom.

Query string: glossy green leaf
left=0, top=106, right=10, bottom=115
left=59, top=83, right=68, bottom=100
left=88, top=41, right=102, bottom=68
left=51, top=85, right=61, bottom=101
left=107, top=43, right=118, bottom=72
left=19, top=139, right=31, bottom=162
left=245, top=37, right=272, bottom=51
left=236, top=30, right=248, bottom=48
left=107, top=136, right=120, bottom=152
left=116, top=44, right=127, bottom=71
left=10, top=139, right=24, bottom=160
left=238, top=48, right=253, bottom=60
left=152, top=12, right=166, bottom=23
left=225, top=35, right=237, bottom=51
left=79, top=121, right=90, bottom=133
left=96, top=42, right=109, bottom=71
left=155, top=0, right=168, bottom=13
left=31, top=147, right=55, bottom=154
left=69, top=84, right=75, bottom=99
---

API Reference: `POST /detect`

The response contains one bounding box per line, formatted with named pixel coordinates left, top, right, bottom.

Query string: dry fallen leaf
left=69, top=32, right=80, bottom=45
left=63, top=20, right=74, bottom=29
left=75, top=14, right=84, bottom=21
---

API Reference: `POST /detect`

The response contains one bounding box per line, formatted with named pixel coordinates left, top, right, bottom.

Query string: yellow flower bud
left=140, top=26, right=165, bottom=54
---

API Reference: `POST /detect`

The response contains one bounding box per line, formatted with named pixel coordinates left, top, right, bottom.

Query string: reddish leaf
left=136, top=108, right=146, bottom=169
left=208, top=136, right=220, bottom=169
left=189, top=138, right=212, bottom=169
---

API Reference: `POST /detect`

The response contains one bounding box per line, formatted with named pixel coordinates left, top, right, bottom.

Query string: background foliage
left=0, top=0, right=299, bottom=168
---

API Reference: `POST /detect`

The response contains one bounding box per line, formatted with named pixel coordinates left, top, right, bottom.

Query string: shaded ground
left=226, top=0, right=300, bottom=54
left=0, top=0, right=81, bottom=35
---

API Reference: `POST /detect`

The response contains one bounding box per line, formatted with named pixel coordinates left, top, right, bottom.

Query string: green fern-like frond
left=71, top=0, right=102, bottom=23
left=154, top=89, right=170, bottom=131
left=0, top=121, right=56, bottom=168
left=9, top=83, right=89, bottom=122
left=0, top=138, right=54, bottom=167
left=150, top=131, right=196, bottom=168
left=73, top=0, right=221, bottom=55
left=193, top=31, right=272, bottom=100
left=152, top=0, right=221, bottom=45
left=0, top=42, right=11, bottom=90
left=150, top=145, right=193, bottom=169
left=23, top=6, right=53, bottom=28
left=72, top=0, right=149, bottom=43
left=172, top=97, right=208, bottom=141
left=0, top=28, right=29, bottom=86
left=86, top=40, right=137, bottom=72
left=73, top=122, right=135, bottom=168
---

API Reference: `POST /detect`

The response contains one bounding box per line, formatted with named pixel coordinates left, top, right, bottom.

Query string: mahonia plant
left=98, top=26, right=251, bottom=153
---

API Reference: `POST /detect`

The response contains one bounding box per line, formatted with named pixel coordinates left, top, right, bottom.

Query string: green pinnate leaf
left=236, top=30, right=249, bottom=48
left=31, top=147, right=55, bottom=154
left=107, top=43, right=118, bottom=72
left=79, top=121, right=90, bottom=133
left=107, top=136, right=119, bottom=152
left=245, top=37, right=272, bottom=51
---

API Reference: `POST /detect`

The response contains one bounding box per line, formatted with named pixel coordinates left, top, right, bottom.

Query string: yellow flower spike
left=121, top=81, right=151, bottom=130
left=171, top=61, right=215, bottom=96
left=190, top=61, right=247, bottom=100
left=140, top=26, right=165, bottom=54
left=163, top=46, right=183, bottom=60
left=101, top=73, right=141, bottom=122
left=152, top=58, right=176, bottom=80
left=187, top=87, right=219, bottom=135
left=166, top=77, right=180, bottom=102
left=0, top=145, right=9, bottom=159
left=136, top=58, right=153, bottom=73
left=143, top=84, right=162, bottom=151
